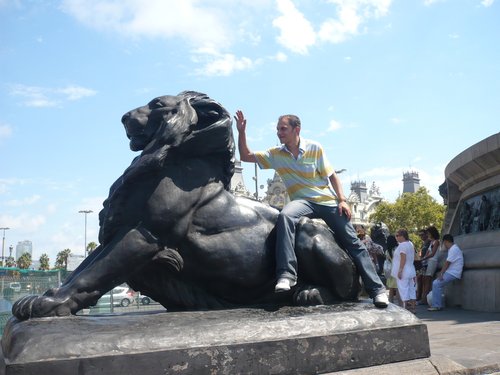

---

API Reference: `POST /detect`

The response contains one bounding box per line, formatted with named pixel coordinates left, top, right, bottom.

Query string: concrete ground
left=331, top=303, right=500, bottom=375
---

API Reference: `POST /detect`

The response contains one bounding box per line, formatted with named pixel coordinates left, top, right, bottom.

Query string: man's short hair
left=279, top=114, right=301, bottom=128
left=443, top=234, right=454, bottom=243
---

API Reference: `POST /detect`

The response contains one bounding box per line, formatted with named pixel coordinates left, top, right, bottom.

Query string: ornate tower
left=351, top=181, right=368, bottom=203
left=230, top=160, right=251, bottom=197
left=402, top=171, right=420, bottom=193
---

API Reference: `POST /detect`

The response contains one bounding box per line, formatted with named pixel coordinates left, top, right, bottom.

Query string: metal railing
left=0, top=268, right=164, bottom=334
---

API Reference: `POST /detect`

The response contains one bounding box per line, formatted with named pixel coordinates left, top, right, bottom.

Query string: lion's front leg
left=12, top=226, right=163, bottom=320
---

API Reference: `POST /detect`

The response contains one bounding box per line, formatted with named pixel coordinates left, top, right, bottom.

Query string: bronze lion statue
left=12, top=91, right=359, bottom=320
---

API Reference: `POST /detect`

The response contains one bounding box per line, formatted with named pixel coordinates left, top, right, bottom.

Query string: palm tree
left=5, top=256, right=16, bottom=268
left=54, top=248, right=71, bottom=270
left=17, top=253, right=32, bottom=269
left=86, top=241, right=98, bottom=255
left=39, top=253, right=50, bottom=270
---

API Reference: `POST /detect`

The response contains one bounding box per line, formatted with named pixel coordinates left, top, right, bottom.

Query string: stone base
left=1, top=302, right=430, bottom=374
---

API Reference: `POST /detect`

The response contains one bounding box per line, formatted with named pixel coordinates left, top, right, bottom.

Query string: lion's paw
left=12, top=295, right=73, bottom=321
left=293, top=285, right=336, bottom=306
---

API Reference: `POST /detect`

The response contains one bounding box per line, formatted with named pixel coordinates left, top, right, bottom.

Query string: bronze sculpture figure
left=12, top=91, right=359, bottom=320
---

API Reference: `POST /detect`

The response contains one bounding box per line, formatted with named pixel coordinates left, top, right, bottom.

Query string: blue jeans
left=431, top=272, right=459, bottom=308
left=275, top=199, right=386, bottom=298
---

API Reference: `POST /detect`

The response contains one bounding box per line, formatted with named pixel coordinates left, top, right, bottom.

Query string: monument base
left=1, top=302, right=430, bottom=374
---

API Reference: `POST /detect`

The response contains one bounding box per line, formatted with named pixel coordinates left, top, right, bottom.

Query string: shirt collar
left=280, top=137, right=306, bottom=156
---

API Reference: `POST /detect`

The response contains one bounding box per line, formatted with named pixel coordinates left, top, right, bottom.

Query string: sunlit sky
left=1, top=0, right=499, bottom=265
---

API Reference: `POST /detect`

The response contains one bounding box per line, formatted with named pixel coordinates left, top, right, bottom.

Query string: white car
left=95, top=286, right=136, bottom=307
left=9, top=282, right=21, bottom=292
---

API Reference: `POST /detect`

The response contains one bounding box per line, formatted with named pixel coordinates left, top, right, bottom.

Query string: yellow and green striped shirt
left=254, top=138, right=337, bottom=206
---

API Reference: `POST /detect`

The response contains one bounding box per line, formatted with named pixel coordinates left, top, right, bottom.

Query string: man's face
left=276, top=118, right=299, bottom=145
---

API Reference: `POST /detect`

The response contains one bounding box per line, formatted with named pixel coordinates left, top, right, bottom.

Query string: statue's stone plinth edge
left=1, top=302, right=430, bottom=375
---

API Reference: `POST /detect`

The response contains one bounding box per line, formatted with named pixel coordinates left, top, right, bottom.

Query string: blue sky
left=0, top=0, right=499, bottom=265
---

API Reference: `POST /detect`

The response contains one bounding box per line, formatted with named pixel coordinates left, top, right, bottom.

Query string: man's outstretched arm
left=234, top=110, right=257, bottom=163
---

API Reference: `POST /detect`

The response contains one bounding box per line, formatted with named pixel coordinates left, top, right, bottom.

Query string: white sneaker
left=373, top=292, right=389, bottom=308
left=275, top=278, right=297, bottom=292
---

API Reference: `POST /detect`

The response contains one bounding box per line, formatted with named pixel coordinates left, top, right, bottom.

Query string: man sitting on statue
left=234, top=110, right=388, bottom=308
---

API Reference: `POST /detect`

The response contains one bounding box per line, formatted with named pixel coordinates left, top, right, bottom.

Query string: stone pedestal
left=1, top=302, right=430, bottom=375
left=441, top=132, right=500, bottom=312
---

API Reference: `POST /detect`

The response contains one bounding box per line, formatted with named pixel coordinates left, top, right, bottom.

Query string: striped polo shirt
left=254, top=138, right=337, bottom=206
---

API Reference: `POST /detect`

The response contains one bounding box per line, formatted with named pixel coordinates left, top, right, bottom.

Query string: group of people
left=384, top=226, right=464, bottom=313
left=234, top=109, right=463, bottom=312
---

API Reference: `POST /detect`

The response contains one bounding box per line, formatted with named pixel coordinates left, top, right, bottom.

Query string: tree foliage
left=370, top=187, right=445, bottom=248
left=5, top=256, right=16, bottom=268
left=86, top=241, right=98, bottom=255
left=54, top=248, right=71, bottom=270
left=17, top=252, right=32, bottom=269
left=39, top=253, right=50, bottom=270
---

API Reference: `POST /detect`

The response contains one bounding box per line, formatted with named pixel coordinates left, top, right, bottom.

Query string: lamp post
left=253, top=163, right=259, bottom=200
left=78, top=210, right=93, bottom=257
left=0, top=227, right=9, bottom=267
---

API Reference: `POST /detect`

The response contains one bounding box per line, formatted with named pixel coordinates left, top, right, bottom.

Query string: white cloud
left=0, top=123, right=13, bottom=140
left=0, top=213, right=46, bottom=234
left=272, top=0, right=392, bottom=53
left=273, top=0, right=316, bottom=55
left=319, top=0, right=392, bottom=44
left=192, top=49, right=257, bottom=76
left=9, top=84, right=97, bottom=107
left=60, top=0, right=233, bottom=50
left=57, top=85, right=97, bottom=100
left=328, top=119, right=342, bottom=131
left=390, top=117, right=404, bottom=124
left=273, top=52, right=288, bottom=62
left=59, top=0, right=395, bottom=73
left=319, top=5, right=361, bottom=44
left=6, top=195, right=41, bottom=207
left=423, top=0, right=446, bottom=5
left=481, top=0, right=494, bottom=6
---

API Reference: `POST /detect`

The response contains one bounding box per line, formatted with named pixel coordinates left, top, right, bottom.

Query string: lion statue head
left=99, top=91, right=235, bottom=244
left=117, top=91, right=235, bottom=189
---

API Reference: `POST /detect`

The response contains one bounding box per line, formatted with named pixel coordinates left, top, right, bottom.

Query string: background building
left=403, top=171, right=421, bottom=193
left=15, top=240, right=32, bottom=261
left=348, top=181, right=383, bottom=228
left=230, top=160, right=252, bottom=198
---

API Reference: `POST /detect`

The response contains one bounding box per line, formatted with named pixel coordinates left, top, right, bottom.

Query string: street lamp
left=0, top=227, right=10, bottom=267
left=78, top=210, right=93, bottom=257
left=252, top=163, right=259, bottom=200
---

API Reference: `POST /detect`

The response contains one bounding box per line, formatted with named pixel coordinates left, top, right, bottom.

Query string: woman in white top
left=392, top=229, right=417, bottom=313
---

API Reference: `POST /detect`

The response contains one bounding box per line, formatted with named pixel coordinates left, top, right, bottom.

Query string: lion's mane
left=98, top=91, right=235, bottom=245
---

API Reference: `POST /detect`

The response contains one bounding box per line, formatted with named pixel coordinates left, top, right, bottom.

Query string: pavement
left=333, top=303, right=500, bottom=375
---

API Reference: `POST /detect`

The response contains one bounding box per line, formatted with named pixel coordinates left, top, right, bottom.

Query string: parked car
left=94, top=286, right=135, bottom=307
left=139, top=295, right=152, bottom=305
left=8, top=282, right=21, bottom=292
